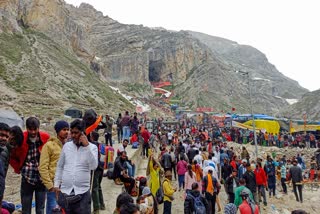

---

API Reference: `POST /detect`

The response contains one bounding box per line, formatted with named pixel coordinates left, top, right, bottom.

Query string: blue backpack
left=188, top=194, right=206, bottom=214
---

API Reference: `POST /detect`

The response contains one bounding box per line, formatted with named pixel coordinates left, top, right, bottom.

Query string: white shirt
left=193, top=154, right=203, bottom=168
left=213, top=151, right=220, bottom=164
left=54, top=141, right=98, bottom=195
left=168, top=132, right=173, bottom=140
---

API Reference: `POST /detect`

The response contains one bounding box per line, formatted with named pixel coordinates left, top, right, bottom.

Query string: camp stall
left=244, top=120, right=280, bottom=134
left=64, top=107, right=82, bottom=118
left=0, top=108, right=23, bottom=127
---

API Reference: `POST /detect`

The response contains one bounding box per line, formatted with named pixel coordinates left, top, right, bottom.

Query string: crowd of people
left=0, top=110, right=318, bottom=214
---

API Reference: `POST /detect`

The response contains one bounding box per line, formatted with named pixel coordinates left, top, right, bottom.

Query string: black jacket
left=0, top=159, right=5, bottom=199
left=289, top=165, right=303, bottom=183
left=113, top=157, right=127, bottom=179
left=184, top=190, right=209, bottom=214
left=0, top=144, right=10, bottom=176
left=225, top=176, right=239, bottom=194
left=243, top=170, right=257, bottom=193
left=161, top=152, right=172, bottom=169
left=187, top=148, right=198, bottom=163
left=221, top=164, right=233, bottom=180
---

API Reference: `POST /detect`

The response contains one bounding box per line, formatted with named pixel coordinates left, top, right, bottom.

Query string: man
left=254, top=162, right=267, bottom=206
left=121, top=111, right=131, bottom=141
left=116, top=113, right=123, bottom=144
left=184, top=182, right=209, bottom=214
left=234, top=179, right=254, bottom=208
left=243, top=163, right=258, bottom=204
left=203, top=169, right=220, bottom=214
left=39, top=120, right=69, bottom=214
left=0, top=123, right=10, bottom=176
left=90, top=131, right=106, bottom=213
left=280, top=162, right=287, bottom=194
left=117, top=139, right=129, bottom=156
left=103, top=115, right=114, bottom=147
left=239, top=189, right=259, bottom=214
left=141, top=128, right=150, bottom=158
left=0, top=159, right=5, bottom=212
left=130, top=113, right=139, bottom=137
left=225, top=169, right=239, bottom=203
left=161, top=149, right=172, bottom=173
left=54, top=119, right=98, bottom=214
left=289, top=159, right=303, bottom=203
left=163, top=171, right=176, bottom=214
left=9, top=117, right=50, bottom=214
left=113, top=151, right=136, bottom=195
left=238, top=159, right=247, bottom=180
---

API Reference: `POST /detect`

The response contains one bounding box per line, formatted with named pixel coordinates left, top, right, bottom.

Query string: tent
left=64, top=107, right=82, bottom=118
left=0, top=108, right=23, bottom=128
left=244, top=120, right=280, bottom=134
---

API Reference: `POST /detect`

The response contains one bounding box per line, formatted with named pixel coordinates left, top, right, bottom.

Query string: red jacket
left=254, top=167, right=267, bottom=186
left=10, top=131, right=50, bottom=174
left=141, top=130, right=150, bottom=144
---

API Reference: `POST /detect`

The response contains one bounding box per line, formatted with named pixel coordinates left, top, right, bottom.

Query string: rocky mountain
left=279, top=90, right=320, bottom=121
left=0, top=0, right=309, bottom=116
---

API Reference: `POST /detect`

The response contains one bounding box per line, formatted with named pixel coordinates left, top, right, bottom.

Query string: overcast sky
left=66, top=0, right=319, bottom=91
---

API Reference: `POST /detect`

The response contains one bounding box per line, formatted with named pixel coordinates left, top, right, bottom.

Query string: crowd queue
left=0, top=111, right=318, bottom=214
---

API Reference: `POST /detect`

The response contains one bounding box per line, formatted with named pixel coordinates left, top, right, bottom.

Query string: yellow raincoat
left=148, top=158, right=160, bottom=196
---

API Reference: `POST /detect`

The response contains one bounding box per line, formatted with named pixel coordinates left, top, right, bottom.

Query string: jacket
left=0, top=144, right=10, bottom=176
left=234, top=186, right=254, bottom=207
left=254, top=167, right=267, bottom=186
left=289, top=165, right=303, bottom=183
left=163, top=178, right=175, bottom=202
left=221, top=164, right=233, bottom=180
left=39, top=137, right=63, bottom=190
left=184, top=190, right=209, bottom=214
left=225, top=176, right=239, bottom=193
left=243, top=170, right=257, bottom=193
left=161, top=152, right=172, bottom=169
left=10, top=131, right=50, bottom=174
left=177, top=160, right=188, bottom=175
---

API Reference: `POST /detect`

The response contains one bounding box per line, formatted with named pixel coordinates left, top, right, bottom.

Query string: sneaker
left=100, top=205, right=106, bottom=210
left=263, top=202, right=267, bottom=206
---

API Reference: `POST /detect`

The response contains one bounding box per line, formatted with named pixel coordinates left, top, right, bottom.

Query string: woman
left=148, top=154, right=160, bottom=197
left=191, top=160, right=203, bottom=190
left=184, top=165, right=196, bottom=194
left=177, top=156, right=188, bottom=191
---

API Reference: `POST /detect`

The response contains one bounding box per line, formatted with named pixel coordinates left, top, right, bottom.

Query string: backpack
left=188, top=194, right=206, bottom=214
left=155, top=186, right=164, bottom=204
left=132, top=141, right=139, bottom=149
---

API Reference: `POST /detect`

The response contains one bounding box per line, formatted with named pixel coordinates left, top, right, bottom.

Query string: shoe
left=100, top=205, right=106, bottom=210
left=92, top=210, right=99, bottom=214
left=263, top=202, right=267, bottom=206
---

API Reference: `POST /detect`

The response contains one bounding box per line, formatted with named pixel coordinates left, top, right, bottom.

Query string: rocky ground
left=4, top=140, right=319, bottom=213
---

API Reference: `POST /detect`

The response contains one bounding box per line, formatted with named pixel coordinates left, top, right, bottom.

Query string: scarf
left=206, top=173, right=214, bottom=195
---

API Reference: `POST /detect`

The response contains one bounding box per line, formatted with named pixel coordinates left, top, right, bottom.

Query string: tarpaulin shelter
left=244, top=119, right=280, bottom=134
left=0, top=108, right=23, bottom=128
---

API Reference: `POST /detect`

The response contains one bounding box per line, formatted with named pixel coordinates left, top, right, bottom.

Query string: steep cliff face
left=279, top=90, right=320, bottom=120
left=0, top=0, right=309, bottom=115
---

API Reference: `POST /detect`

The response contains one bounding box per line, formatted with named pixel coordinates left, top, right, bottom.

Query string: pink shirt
left=184, top=171, right=197, bottom=190
left=177, top=160, right=188, bottom=175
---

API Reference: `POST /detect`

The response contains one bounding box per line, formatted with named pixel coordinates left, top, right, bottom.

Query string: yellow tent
left=244, top=120, right=280, bottom=134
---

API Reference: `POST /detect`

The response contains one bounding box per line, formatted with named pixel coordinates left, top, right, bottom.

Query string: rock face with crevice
left=0, top=0, right=309, bottom=114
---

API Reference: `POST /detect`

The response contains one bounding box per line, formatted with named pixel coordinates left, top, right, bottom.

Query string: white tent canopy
left=0, top=108, right=23, bottom=128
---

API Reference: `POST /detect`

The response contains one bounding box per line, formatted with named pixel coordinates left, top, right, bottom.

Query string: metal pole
left=248, top=72, right=258, bottom=158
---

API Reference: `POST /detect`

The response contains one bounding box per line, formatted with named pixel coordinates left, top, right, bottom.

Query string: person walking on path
left=39, top=120, right=69, bottom=214
left=163, top=171, right=177, bottom=214
left=234, top=178, right=254, bottom=208
left=177, top=157, right=188, bottom=191
left=289, top=159, right=303, bottom=203
left=254, top=162, right=268, bottom=207
left=184, top=182, right=209, bottom=214
left=203, top=169, right=220, bottom=214
left=184, top=164, right=197, bottom=194
left=10, top=117, right=50, bottom=214
left=90, top=131, right=106, bottom=213
left=225, top=169, right=239, bottom=203
left=116, top=113, right=123, bottom=144
left=280, top=162, right=287, bottom=194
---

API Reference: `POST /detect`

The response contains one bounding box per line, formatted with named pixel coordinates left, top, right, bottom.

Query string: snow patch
left=253, top=77, right=271, bottom=82
left=109, top=86, right=151, bottom=112
left=286, top=99, right=298, bottom=105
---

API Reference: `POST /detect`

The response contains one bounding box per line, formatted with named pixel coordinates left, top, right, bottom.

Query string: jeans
left=92, top=169, right=105, bottom=211
left=205, top=192, right=217, bottom=214
left=258, top=185, right=267, bottom=205
left=281, top=178, right=287, bottom=194
left=178, top=175, right=185, bottom=189
left=228, top=192, right=235, bottom=203
left=293, top=182, right=303, bottom=202
left=122, top=126, right=130, bottom=140
left=46, top=191, right=57, bottom=214
left=142, top=143, right=149, bottom=157
left=117, top=128, right=123, bottom=143
left=20, top=177, right=46, bottom=214
left=171, top=164, right=177, bottom=180
left=126, top=162, right=136, bottom=177
left=57, top=190, right=91, bottom=214
left=163, top=201, right=172, bottom=214
left=104, top=133, right=112, bottom=146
